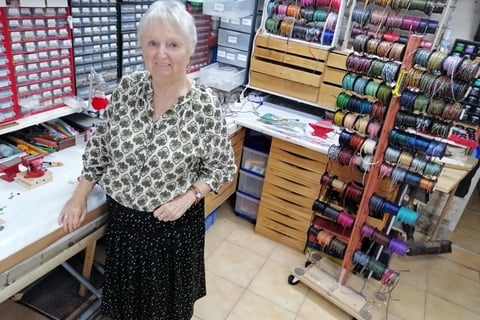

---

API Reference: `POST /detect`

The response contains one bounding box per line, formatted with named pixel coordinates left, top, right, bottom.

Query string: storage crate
left=202, top=0, right=256, bottom=20
left=220, top=15, right=257, bottom=34
left=218, top=28, right=251, bottom=51
left=237, top=168, right=265, bottom=199
left=205, top=207, right=219, bottom=230
left=241, top=146, right=268, bottom=176
left=216, top=45, right=249, bottom=69
left=235, top=191, right=260, bottom=221
left=199, top=62, right=246, bottom=92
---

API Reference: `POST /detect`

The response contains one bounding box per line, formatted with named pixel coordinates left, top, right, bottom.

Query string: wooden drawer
left=323, top=67, right=347, bottom=86
left=249, top=33, right=329, bottom=104
left=204, top=128, right=245, bottom=215
left=326, top=51, right=348, bottom=69
left=250, top=72, right=320, bottom=103
left=255, top=138, right=328, bottom=251
left=250, top=57, right=323, bottom=87
left=317, top=83, right=342, bottom=111
left=255, top=33, right=329, bottom=60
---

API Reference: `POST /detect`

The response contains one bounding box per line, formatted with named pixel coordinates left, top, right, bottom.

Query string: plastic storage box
left=202, top=0, right=256, bottom=20
left=235, top=191, right=260, bottom=221
left=241, top=146, right=268, bottom=176
left=220, top=15, right=257, bottom=33
left=237, top=168, right=265, bottom=199
left=199, top=62, right=246, bottom=92
left=216, top=45, right=249, bottom=69
left=205, top=207, right=219, bottom=230
left=218, top=28, right=251, bottom=51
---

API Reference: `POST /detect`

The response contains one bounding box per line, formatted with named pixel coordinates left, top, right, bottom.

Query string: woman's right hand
left=58, top=195, right=88, bottom=233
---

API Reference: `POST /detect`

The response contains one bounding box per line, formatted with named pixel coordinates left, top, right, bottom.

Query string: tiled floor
left=1, top=193, right=479, bottom=320
left=447, top=186, right=480, bottom=255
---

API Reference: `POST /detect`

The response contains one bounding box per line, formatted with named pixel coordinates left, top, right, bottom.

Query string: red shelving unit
left=0, top=6, right=75, bottom=126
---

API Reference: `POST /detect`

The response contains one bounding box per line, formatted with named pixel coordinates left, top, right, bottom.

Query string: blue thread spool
left=312, top=199, right=328, bottom=213
left=383, top=199, right=400, bottom=216
left=353, top=251, right=370, bottom=267
left=323, top=206, right=340, bottom=220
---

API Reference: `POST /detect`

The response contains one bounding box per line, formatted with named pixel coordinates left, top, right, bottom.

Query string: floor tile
left=296, top=289, right=351, bottom=320
left=387, top=279, right=426, bottom=320
left=248, top=260, right=309, bottom=313
left=226, top=225, right=277, bottom=258
left=425, top=293, right=479, bottom=320
left=208, top=206, right=252, bottom=240
left=434, top=254, right=480, bottom=281
left=205, top=240, right=266, bottom=288
left=205, top=231, right=223, bottom=259
left=384, top=314, right=406, bottom=320
left=427, top=261, right=480, bottom=314
left=268, top=243, right=308, bottom=269
left=194, top=271, right=244, bottom=320
left=389, top=255, right=429, bottom=291
left=447, top=224, right=480, bottom=255
left=226, top=291, right=296, bottom=320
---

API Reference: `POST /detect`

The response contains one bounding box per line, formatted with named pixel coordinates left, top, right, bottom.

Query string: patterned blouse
left=81, top=71, right=237, bottom=212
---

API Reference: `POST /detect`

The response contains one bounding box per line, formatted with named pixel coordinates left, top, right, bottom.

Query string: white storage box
left=199, top=62, right=246, bottom=92
left=241, top=146, right=268, bottom=176
left=220, top=15, right=257, bottom=34
left=202, top=0, right=256, bottom=20
left=216, top=45, right=249, bottom=69
left=237, top=168, right=264, bottom=199
left=218, top=28, right=251, bottom=51
left=235, top=191, right=260, bottom=221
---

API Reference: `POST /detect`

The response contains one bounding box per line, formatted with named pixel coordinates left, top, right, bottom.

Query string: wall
left=448, top=0, right=480, bottom=41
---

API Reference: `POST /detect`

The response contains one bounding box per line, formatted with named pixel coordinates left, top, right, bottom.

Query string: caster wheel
left=287, top=274, right=300, bottom=285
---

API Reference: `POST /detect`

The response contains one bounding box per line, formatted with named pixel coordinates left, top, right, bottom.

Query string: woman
left=58, top=1, right=237, bottom=319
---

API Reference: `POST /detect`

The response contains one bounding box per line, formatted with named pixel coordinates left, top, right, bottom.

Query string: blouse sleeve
left=198, top=89, right=237, bottom=193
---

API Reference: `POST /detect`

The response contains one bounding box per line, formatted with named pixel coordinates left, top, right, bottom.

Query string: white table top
left=226, top=100, right=338, bottom=154
left=0, top=145, right=106, bottom=261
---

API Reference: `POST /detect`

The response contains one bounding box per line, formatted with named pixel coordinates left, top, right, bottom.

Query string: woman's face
left=141, top=20, right=191, bottom=81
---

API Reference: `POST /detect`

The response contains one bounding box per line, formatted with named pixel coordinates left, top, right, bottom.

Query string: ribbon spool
left=312, top=199, right=328, bottom=213
left=396, top=207, right=418, bottom=225
left=388, top=238, right=408, bottom=255
left=324, top=206, right=341, bottom=221
left=337, top=211, right=354, bottom=228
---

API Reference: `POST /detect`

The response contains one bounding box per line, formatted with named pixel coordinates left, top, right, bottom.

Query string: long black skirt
left=101, top=196, right=206, bottom=320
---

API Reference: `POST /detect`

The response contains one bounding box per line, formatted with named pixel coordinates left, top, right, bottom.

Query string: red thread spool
left=91, top=94, right=109, bottom=110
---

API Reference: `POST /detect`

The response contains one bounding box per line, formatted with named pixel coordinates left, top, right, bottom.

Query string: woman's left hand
left=153, top=192, right=195, bottom=222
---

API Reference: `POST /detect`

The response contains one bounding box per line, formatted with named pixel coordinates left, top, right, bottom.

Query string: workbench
left=0, top=145, right=107, bottom=305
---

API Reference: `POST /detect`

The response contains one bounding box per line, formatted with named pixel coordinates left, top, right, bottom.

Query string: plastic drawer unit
left=199, top=62, right=246, bottom=92
left=202, top=0, right=256, bottom=20
left=241, top=146, right=268, bottom=176
left=218, top=28, right=251, bottom=52
left=235, top=191, right=260, bottom=221
left=237, top=168, right=265, bottom=199
left=220, top=15, right=258, bottom=34
left=216, top=46, right=249, bottom=69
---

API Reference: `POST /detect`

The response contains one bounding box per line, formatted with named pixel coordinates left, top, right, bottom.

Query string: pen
left=42, top=161, right=65, bottom=167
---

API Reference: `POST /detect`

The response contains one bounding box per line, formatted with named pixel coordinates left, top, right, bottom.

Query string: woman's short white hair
left=137, top=0, right=197, bottom=56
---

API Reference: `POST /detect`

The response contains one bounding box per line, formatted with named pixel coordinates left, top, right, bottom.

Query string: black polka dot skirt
left=101, top=196, right=206, bottom=320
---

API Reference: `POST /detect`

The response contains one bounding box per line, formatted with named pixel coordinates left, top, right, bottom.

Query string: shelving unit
left=70, top=0, right=118, bottom=100
left=0, top=6, right=76, bottom=126
left=284, top=36, right=424, bottom=320
left=341, top=0, right=457, bottom=51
